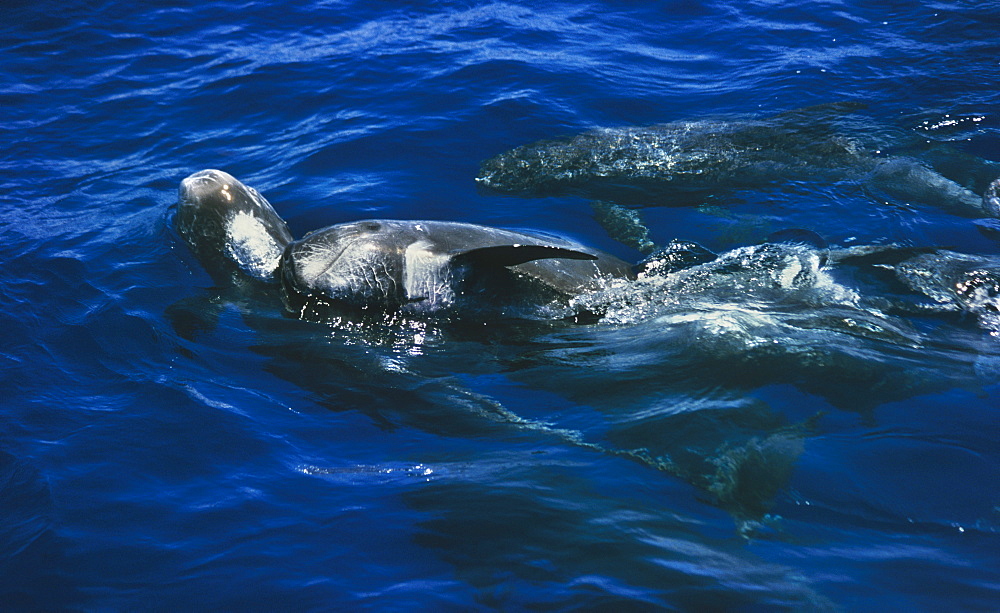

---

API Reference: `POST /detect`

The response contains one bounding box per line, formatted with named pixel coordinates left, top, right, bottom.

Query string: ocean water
left=2, top=0, right=999, bottom=610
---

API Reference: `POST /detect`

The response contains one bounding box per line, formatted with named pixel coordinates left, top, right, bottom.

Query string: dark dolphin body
left=279, top=219, right=634, bottom=317
left=175, top=169, right=633, bottom=319
left=894, top=250, right=1000, bottom=319
left=477, top=103, right=1000, bottom=217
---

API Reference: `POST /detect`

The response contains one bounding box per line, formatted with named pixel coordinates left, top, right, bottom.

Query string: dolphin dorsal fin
left=450, top=244, right=598, bottom=269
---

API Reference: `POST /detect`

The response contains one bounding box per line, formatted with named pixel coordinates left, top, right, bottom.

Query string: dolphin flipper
left=165, top=293, right=225, bottom=340
left=590, top=200, right=656, bottom=255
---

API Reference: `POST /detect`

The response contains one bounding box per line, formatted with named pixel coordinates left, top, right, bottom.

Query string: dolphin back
left=280, top=220, right=634, bottom=317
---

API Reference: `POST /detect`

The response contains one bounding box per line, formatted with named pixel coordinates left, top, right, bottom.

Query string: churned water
left=2, top=1, right=999, bottom=610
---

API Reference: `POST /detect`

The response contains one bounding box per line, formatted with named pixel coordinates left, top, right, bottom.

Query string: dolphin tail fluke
left=869, top=158, right=986, bottom=216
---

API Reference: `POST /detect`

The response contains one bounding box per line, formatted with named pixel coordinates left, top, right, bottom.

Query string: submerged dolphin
left=175, top=169, right=633, bottom=319
left=893, top=250, right=1000, bottom=321
left=477, top=103, right=999, bottom=217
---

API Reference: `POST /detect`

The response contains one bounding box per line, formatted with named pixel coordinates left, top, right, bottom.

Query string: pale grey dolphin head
left=175, top=169, right=293, bottom=283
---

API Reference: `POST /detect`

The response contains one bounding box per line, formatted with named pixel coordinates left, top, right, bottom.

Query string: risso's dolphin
left=477, top=103, right=1000, bottom=217
left=175, top=169, right=633, bottom=319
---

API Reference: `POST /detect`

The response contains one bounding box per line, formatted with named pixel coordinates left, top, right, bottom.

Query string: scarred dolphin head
left=175, top=169, right=293, bottom=283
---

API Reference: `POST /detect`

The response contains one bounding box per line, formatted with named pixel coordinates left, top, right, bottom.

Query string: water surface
left=2, top=1, right=999, bottom=610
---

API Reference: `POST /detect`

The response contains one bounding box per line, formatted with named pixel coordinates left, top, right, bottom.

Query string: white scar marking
left=226, top=211, right=283, bottom=280
left=403, top=240, right=453, bottom=307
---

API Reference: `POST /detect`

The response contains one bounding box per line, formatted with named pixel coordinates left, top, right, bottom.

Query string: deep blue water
left=2, top=0, right=999, bottom=610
